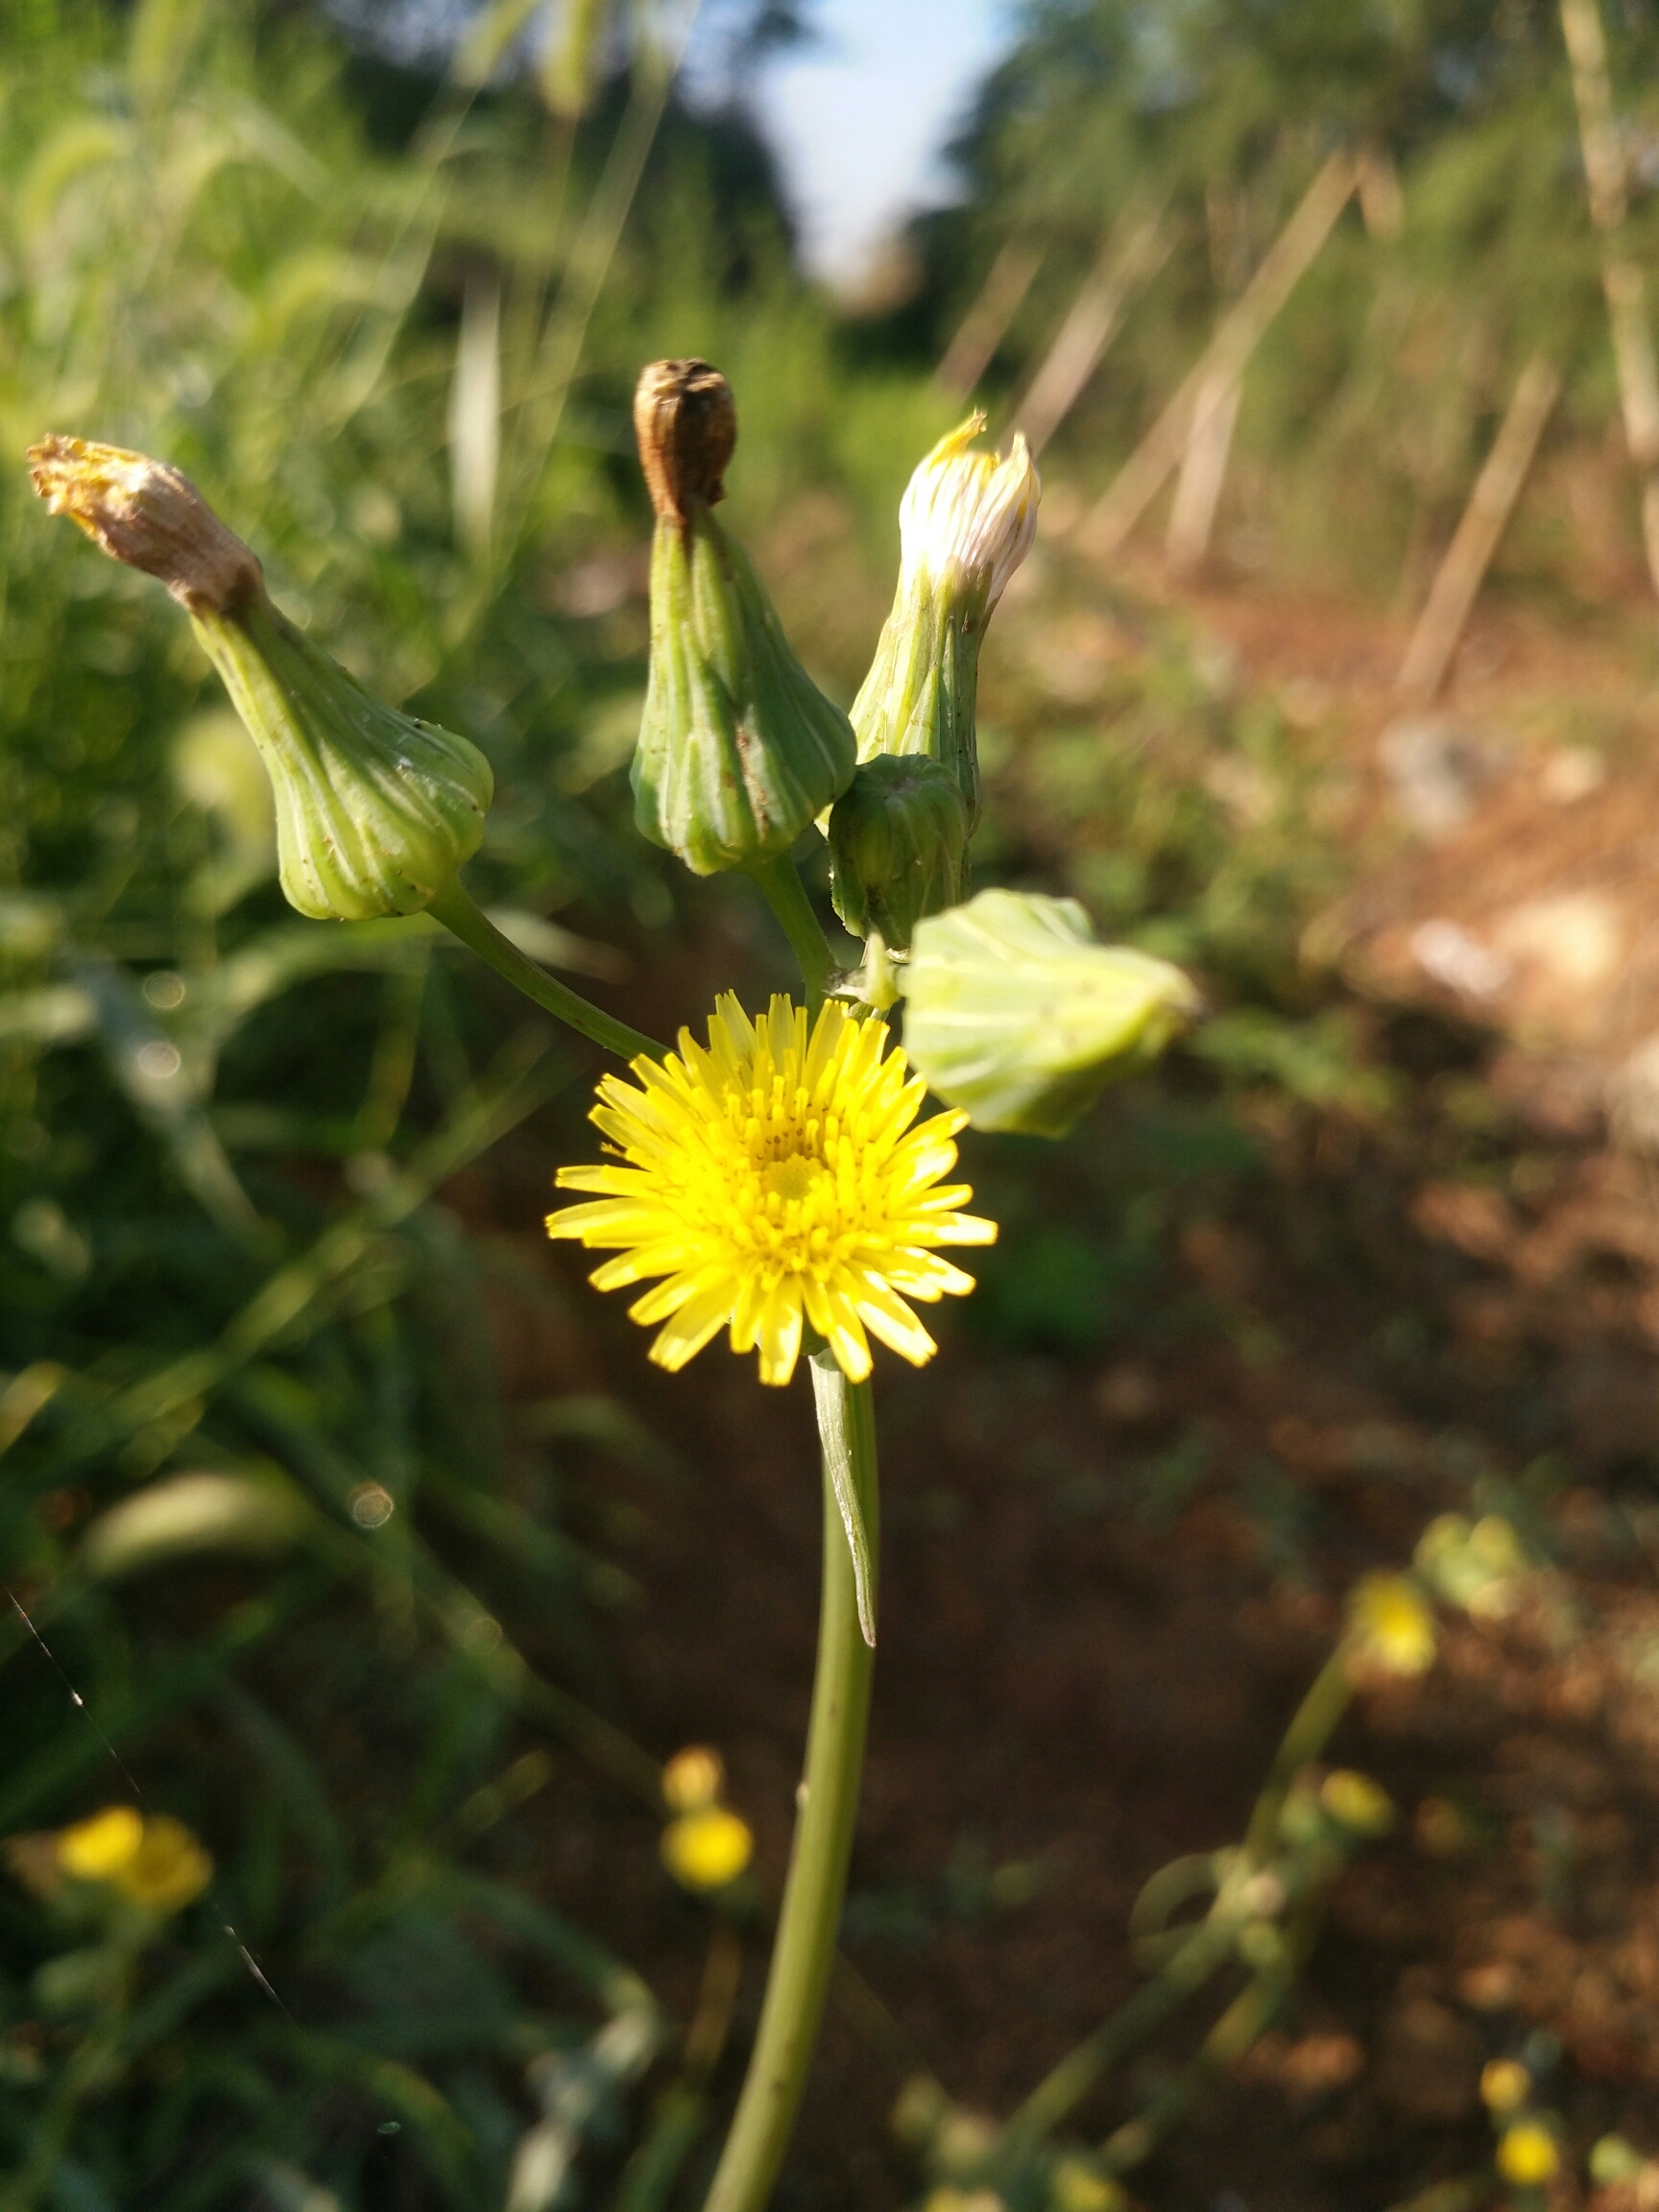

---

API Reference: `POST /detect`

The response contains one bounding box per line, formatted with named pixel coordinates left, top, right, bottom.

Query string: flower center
left=761, top=1154, right=817, bottom=1205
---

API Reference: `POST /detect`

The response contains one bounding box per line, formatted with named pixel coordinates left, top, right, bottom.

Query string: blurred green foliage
left=902, top=0, right=1659, bottom=593
left=0, top=3, right=913, bottom=2201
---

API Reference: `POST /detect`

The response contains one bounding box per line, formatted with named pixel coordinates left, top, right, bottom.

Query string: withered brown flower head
left=27, top=434, right=262, bottom=614
left=633, top=359, right=736, bottom=523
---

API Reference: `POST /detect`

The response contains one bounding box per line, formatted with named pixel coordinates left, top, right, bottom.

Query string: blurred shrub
left=896, top=0, right=1657, bottom=597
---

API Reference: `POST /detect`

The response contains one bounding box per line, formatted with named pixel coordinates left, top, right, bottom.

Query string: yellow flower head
left=661, top=1744, right=724, bottom=1813
left=1496, top=2122, right=1558, bottom=2188
left=1480, top=2058, right=1531, bottom=2116
left=547, top=995, right=997, bottom=1387
left=1319, top=1769, right=1396, bottom=1838
left=57, top=1806, right=144, bottom=1883
left=661, top=1806, right=754, bottom=1891
left=1048, top=2157, right=1128, bottom=2212
left=55, top=1806, right=212, bottom=1914
left=115, top=1815, right=213, bottom=1912
left=1346, top=1572, right=1436, bottom=1678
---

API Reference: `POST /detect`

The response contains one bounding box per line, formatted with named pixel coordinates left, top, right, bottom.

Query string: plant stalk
left=994, top=1912, right=1238, bottom=2168
left=428, top=879, right=664, bottom=1062
left=1240, top=1644, right=1353, bottom=1865
left=701, top=1357, right=878, bottom=2212
left=748, top=857, right=835, bottom=1016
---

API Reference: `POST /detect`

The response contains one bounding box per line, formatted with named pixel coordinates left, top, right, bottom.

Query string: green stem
left=993, top=1913, right=1238, bottom=2167
left=1240, top=1644, right=1354, bottom=1865
left=701, top=1358, right=878, bottom=2212
left=428, top=879, right=664, bottom=1062
left=989, top=1639, right=1359, bottom=2173
left=1100, top=1966, right=1289, bottom=2176
left=748, top=857, right=835, bottom=1015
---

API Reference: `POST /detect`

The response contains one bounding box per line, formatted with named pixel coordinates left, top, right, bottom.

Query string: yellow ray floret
left=547, top=994, right=997, bottom=1387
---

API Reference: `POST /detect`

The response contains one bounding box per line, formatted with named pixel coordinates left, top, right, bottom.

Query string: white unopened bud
left=898, top=413, right=1039, bottom=616
left=850, top=416, right=1039, bottom=831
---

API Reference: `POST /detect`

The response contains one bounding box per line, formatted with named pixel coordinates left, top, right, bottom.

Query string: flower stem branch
left=994, top=1912, right=1238, bottom=2169
left=748, top=856, right=836, bottom=1015
left=428, top=879, right=665, bottom=1062
left=1240, top=1644, right=1353, bottom=1865
left=702, top=1356, right=878, bottom=2212
left=995, top=1640, right=1358, bottom=2174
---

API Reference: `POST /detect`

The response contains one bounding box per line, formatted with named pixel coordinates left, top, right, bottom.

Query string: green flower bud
left=901, top=889, right=1200, bottom=1138
left=828, top=754, right=968, bottom=950
left=630, top=360, right=855, bottom=875
left=28, top=437, right=492, bottom=921
left=851, top=414, right=1038, bottom=830
left=191, top=597, right=492, bottom=921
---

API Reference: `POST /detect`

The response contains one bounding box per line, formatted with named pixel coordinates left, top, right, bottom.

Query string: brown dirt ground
left=461, top=547, right=1659, bottom=2212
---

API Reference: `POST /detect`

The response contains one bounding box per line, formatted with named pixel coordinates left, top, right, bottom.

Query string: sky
left=693, top=0, right=1017, bottom=285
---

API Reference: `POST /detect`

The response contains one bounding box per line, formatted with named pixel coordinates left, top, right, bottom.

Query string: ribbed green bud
left=190, top=598, right=491, bottom=920
left=28, top=436, right=492, bottom=922
left=901, top=889, right=1201, bottom=1138
left=851, top=415, right=1039, bottom=830
left=630, top=360, right=855, bottom=875
left=827, top=755, right=968, bottom=950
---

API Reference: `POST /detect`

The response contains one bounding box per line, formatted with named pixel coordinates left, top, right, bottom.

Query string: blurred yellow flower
left=1415, top=1511, right=1527, bottom=1618
left=661, top=1806, right=754, bottom=1892
left=1480, top=2057, right=1531, bottom=2115
left=1047, top=2156, right=1127, bottom=2212
left=1496, top=2121, right=1559, bottom=2187
left=1347, top=1573, right=1436, bottom=1677
left=661, top=1745, right=724, bottom=1814
left=1319, top=1769, right=1396, bottom=1837
left=549, top=995, right=995, bottom=1386
left=54, top=1806, right=211, bottom=1913
left=116, top=1815, right=213, bottom=1911
left=57, top=1806, right=143, bottom=1882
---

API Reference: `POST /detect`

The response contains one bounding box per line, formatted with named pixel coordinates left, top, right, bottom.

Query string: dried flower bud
left=29, top=437, right=493, bottom=920
left=30, top=435, right=260, bottom=613
left=901, top=890, right=1200, bottom=1138
left=828, top=755, right=968, bottom=950
left=633, top=357, right=736, bottom=521
left=851, top=416, right=1038, bottom=829
left=630, top=362, right=855, bottom=874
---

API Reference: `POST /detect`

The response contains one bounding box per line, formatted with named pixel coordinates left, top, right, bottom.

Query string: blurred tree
left=895, top=0, right=1659, bottom=593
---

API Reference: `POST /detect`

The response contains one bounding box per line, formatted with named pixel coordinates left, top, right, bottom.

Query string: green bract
left=193, top=597, right=493, bottom=921
left=828, top=755, right=968, bottom=950
left=629, top=358, right=854, bottom=876
left=901, top=889, right=1201, bottom=1137
left=632, top=504, right=856, bottom=874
